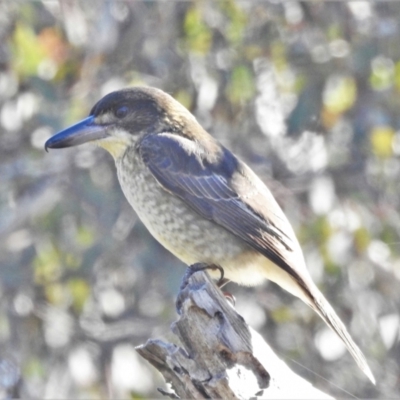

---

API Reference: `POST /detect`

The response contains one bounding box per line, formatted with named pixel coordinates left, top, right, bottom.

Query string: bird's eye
left=115, top=105, right=129, bottom=119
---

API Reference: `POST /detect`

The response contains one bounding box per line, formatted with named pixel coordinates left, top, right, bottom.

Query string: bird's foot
left=179, top=263, right=225, bottom=291
left=215, top=277, right=235, bottom=305
left=177, top=263, right=235, bottom=312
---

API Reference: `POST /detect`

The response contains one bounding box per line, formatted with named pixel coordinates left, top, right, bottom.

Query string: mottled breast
left=115, top=148, right=266, bottom=285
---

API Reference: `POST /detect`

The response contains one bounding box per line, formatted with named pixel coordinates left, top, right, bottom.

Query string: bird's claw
left=179, top=263, right=225, bottom=291
left=176, top=263, right=227, bottom=314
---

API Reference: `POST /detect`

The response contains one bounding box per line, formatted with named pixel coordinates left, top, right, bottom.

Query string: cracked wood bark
left=136, top=268, right=332, bottom=399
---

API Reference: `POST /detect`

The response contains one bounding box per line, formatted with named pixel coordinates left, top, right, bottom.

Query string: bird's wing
left=139, top=133, right=308, bottom=290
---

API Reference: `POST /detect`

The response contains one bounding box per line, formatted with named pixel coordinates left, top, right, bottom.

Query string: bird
left=45, top=86, right=375, bottom=384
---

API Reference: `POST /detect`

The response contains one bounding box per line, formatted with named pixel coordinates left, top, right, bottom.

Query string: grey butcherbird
left=45, top=86, right=375, bottom=383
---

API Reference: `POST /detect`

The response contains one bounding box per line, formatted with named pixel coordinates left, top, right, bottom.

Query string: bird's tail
left=310, top=292, right=376, bottom=384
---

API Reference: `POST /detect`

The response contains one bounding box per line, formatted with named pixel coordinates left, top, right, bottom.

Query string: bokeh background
left=0, top=0, right=399, bottom=398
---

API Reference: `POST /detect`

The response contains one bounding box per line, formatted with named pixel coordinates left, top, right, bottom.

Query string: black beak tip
left=44, top=137, right=59, bottom=152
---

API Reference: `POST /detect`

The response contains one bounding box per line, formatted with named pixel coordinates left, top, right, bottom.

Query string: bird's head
left=45, top=86, right=199, bottom=159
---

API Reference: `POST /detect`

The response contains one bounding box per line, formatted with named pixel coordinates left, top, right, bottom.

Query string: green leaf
left=68, top=278, right=91, bottom=313
left=226, top=65, right=255, bottom=104
left=370, top=126, right=395, bottom=158
left=12, top=22, right=46, bottom=77
left=184, top=6, right=211, bottom=54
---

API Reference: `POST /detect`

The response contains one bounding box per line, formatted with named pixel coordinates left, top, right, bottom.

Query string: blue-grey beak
left=45, top=116, right=108, bottom=151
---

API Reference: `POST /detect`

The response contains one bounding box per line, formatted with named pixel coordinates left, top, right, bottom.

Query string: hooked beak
left=45, top=116, right=108, bottom=151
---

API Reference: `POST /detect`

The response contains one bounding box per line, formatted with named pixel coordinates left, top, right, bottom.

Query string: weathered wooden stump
left=136, top=268, right=332, bottom=399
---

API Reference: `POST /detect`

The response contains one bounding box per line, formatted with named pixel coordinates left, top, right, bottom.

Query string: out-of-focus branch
left=0, top=354, right=21, bottom=400
left=136, top=268, right=332, bottom=399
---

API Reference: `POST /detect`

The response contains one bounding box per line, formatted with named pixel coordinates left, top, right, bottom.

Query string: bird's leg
left=177, top=262, right=222, bottom=313
left=177, top=263, right=235, bottom=310
left=216, top=277, right=235, bottom=304
left=177, top=263, right=224, bottom=313
left=179, top=263, right=224, bottom=291
left=217, top=277, right=230, bottom=289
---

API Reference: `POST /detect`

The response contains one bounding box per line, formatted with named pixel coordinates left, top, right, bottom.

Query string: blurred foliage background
left=0, top=0, right=399, bottom=398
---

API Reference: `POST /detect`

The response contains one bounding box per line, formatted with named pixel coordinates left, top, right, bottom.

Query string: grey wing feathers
left=139, top=133, right=307, bottom=289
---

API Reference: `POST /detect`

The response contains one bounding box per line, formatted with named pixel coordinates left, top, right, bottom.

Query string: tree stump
left=136, top=267, right=332, bottom=399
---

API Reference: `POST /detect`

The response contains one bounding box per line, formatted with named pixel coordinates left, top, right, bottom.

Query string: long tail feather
left=311, top=293, right=375, bottom=384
